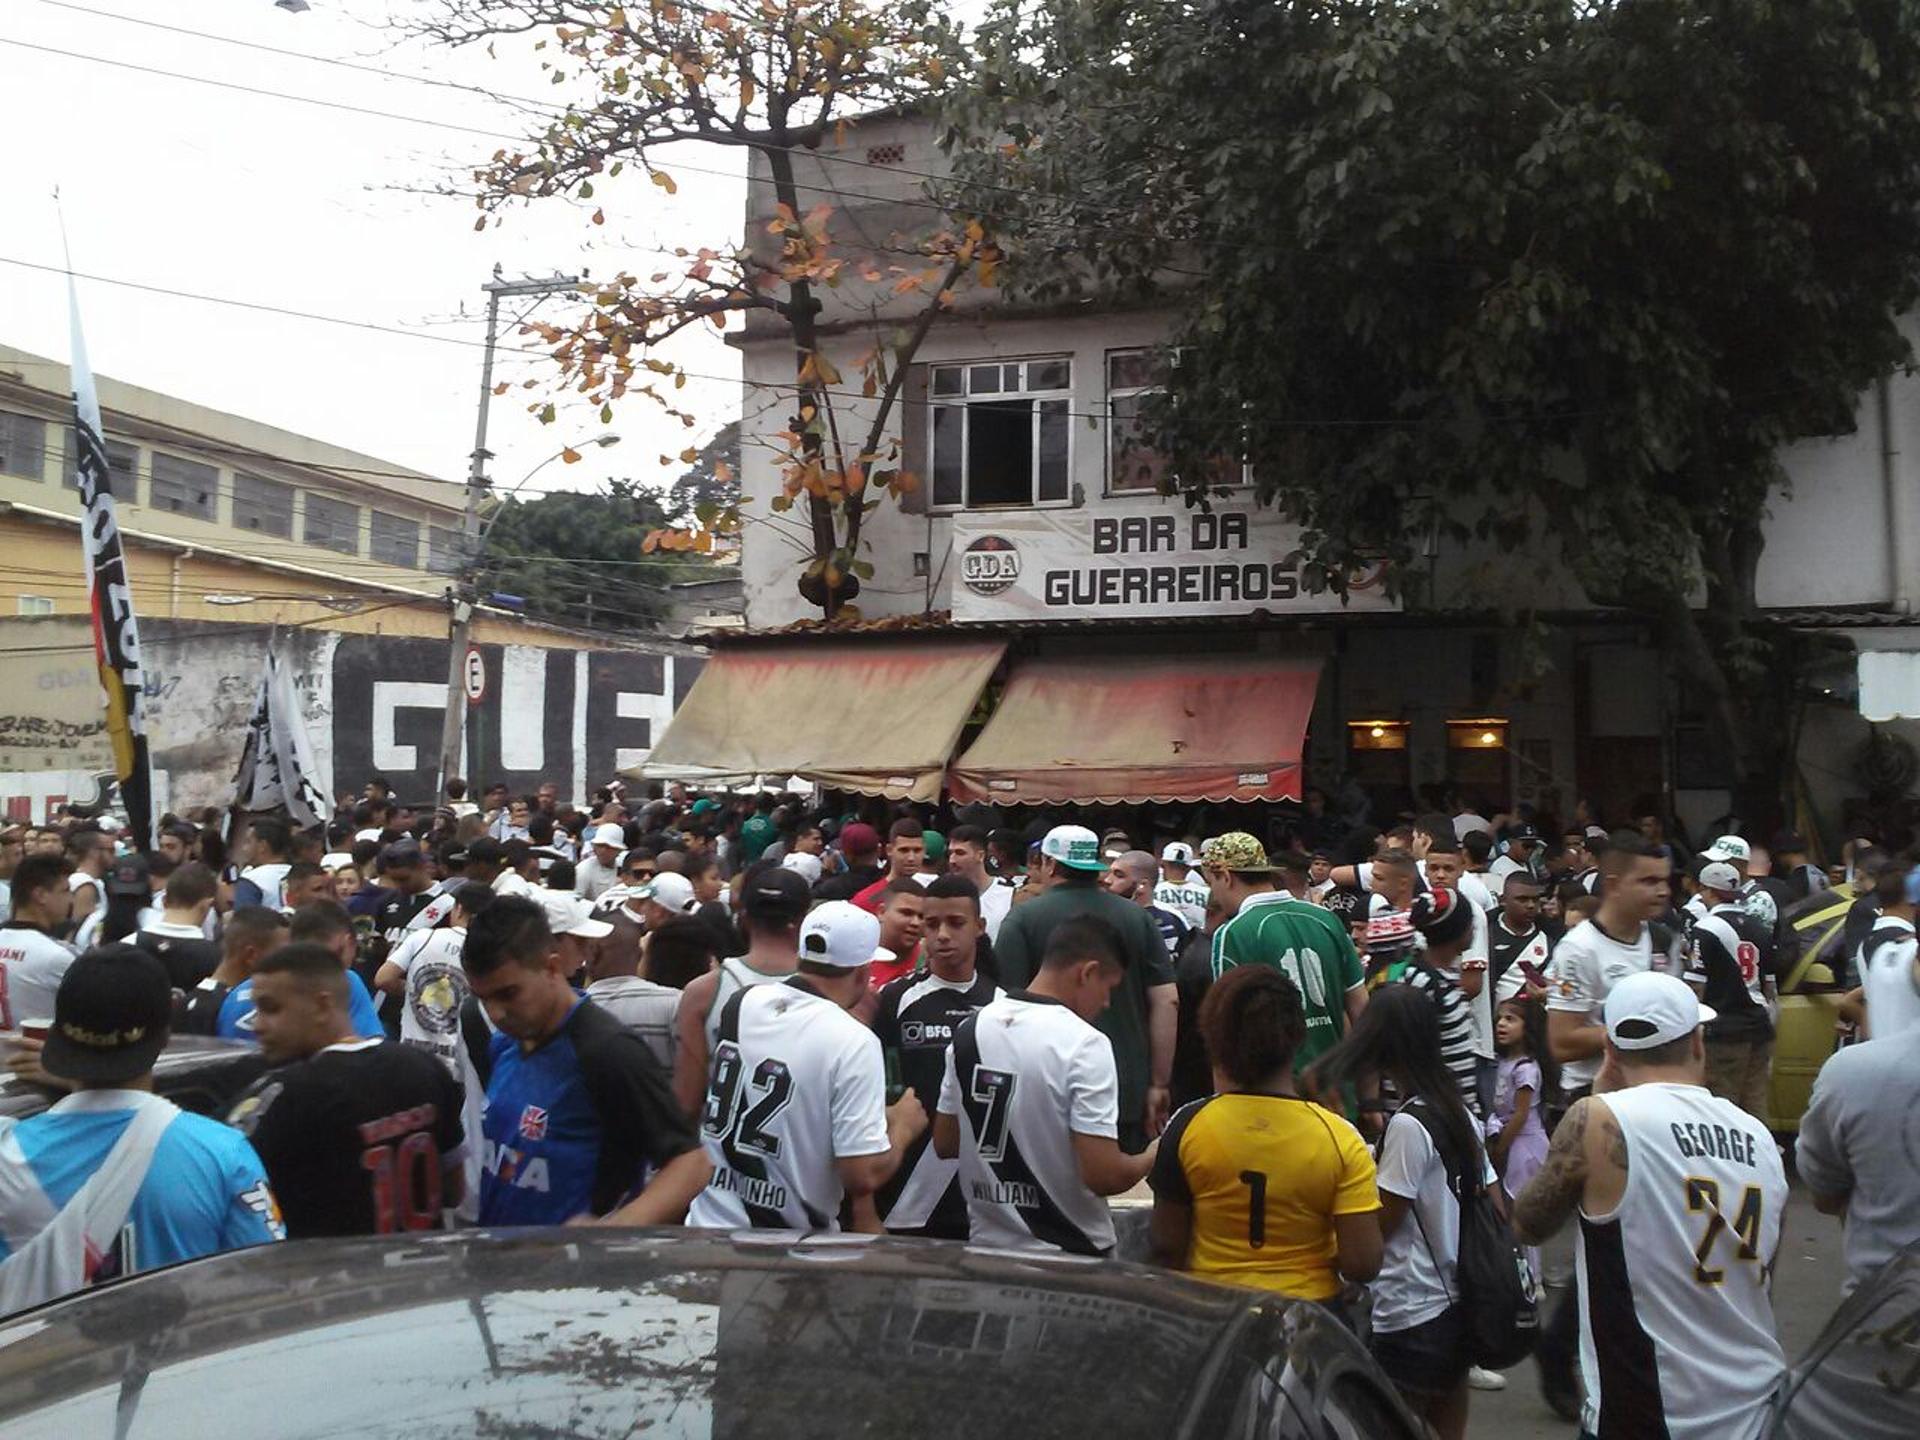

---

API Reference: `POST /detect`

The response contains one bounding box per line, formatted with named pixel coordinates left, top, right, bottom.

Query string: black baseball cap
left=741, top=866, right=812, bottom=923
left=42, top=945, right=172, bottom=1085
left=104, top=855, right=151, bottom=899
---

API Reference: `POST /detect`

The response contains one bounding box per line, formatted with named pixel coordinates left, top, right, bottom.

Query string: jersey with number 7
left=1577, top=1082, right=1787, bottom=1440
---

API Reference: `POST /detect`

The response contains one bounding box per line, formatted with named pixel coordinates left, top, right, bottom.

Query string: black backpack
left=1406, top=1098, right=1541, bottom=1370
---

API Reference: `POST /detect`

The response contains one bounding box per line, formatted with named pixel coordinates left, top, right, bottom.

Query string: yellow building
left=0, top=344, right=699, bottom=819
left=0, top=341, right=558, bottom=645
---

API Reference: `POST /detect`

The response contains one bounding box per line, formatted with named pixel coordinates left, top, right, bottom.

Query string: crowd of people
left=0, top=777, right=1916, bottom=1439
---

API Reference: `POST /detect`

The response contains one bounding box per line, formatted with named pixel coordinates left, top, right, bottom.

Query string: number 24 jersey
left=1577, top=1081, right=1787, bottom=1440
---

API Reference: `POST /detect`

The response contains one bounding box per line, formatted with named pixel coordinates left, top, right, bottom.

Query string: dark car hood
left=0, top=1230, right=1355, bottom=1439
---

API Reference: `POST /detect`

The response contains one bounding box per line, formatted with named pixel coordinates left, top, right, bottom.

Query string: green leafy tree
left=945, top=0, right=1920, bottom=820
left=419, top=0, right=997, bottom=617
left=479, top=478, right=713, bottom=630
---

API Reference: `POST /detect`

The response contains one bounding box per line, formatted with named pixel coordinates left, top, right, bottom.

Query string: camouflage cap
left=1207, top=832, right=1272, bottom=873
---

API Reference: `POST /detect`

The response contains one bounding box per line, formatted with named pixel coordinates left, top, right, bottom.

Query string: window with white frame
left=16, top=596, right=54, bottom=616
left=1107, top=350, right=1173, bottom=494
left=928, top=357, right=1072, bottom=509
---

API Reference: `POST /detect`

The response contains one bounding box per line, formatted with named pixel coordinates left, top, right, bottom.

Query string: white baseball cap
left=591, top=823, right=625, bottom=849
left=633, top=871, right=697, bottom=915
left=1040, top=825, right=1105, bottom=872
left=798, top=901, right=894, bottom=971
left=541, top=889, right=614, bottom=939
left=1160, top=841, right=1197, bottom=866
left=1701, top=835, right=1751, bottom=864
left=1604, top=971, right=1715, bottom=1050
left=780, top=851, right=824, bottom=884
left=1697, top=861, right=1742, bottom=895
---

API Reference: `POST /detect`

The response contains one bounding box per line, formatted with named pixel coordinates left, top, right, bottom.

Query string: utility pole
left=436, top=265, right=582, bottom=803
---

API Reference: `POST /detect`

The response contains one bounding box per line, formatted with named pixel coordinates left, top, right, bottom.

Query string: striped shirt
left=1395, top=962, right=1483, bottom=1118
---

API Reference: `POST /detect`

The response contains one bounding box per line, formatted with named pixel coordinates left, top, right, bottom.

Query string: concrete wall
left=0, top=617, right=702, bottom=821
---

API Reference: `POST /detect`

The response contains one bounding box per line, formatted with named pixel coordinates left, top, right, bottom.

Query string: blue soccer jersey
left=478, top=998, right=696, bottom=1226
left=217, top=971, right=385, bottom=1042
left=0, top=1091, right=284, bottom=1283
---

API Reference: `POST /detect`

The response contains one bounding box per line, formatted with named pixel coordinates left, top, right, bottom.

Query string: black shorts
left=1369, top=1304, right=1470, bottom=1398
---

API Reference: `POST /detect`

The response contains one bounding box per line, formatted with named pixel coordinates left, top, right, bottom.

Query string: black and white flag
left=70, top=281, right=154, bottom=851
left=231, top=643, right=330, bottom=829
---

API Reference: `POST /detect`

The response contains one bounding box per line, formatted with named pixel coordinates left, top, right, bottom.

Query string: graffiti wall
left=0, top=618, right=701, bottom=820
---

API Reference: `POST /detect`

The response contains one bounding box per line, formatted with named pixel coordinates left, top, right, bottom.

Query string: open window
left=928, top=357, right=1072, bottom=509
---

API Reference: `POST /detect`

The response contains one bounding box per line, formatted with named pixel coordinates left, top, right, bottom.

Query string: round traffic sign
left=463, top=647, right=487, bottom=703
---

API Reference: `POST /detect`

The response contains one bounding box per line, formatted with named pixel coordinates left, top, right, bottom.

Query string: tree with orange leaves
left=418, top=0, right=998, bottom=617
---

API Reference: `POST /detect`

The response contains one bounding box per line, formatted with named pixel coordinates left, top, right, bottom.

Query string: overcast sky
left=1, top=0, right=746, bottom=502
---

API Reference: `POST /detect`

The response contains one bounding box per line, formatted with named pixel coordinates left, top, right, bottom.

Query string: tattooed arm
left=1514, top=1098, right=1590, bottom=1244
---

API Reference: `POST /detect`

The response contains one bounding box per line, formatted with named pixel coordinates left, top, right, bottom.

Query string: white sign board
left=463, top=647, right=488, bottom=703
left=949, top=496, right=1399, bottom=623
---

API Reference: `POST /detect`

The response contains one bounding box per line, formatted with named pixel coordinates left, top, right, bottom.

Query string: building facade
left=707, top=111, right=1920, bottom=844
left=0, top=345, right=699, bottom=818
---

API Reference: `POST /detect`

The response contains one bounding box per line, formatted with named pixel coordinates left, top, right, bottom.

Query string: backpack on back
left=1408, top=1098, right=1541, bottom=1370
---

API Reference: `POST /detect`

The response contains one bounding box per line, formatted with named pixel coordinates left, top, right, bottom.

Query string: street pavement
left=1467, top=1175, right=1847, bottom=1438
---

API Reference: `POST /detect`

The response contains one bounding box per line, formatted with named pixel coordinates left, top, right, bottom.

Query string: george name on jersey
left=483, top=1140, right=551, bottom=1192
left=708, top=1165, right=789, bottom=1210
left=1669, top=1121, right=1759, bottom=1168
left=971, top=1178, right=1041, bottom=1208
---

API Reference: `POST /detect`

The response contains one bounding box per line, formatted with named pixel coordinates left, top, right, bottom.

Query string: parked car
left=0, top=1229, right=1424, bottom=1439
left=0, top=1033, right=266, bottom=1121
left=1765, top=882, right=1867, bottom=1134
left=1774, top=1239, right=1920, bottom=1438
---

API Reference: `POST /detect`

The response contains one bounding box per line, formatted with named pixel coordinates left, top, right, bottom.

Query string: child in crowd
left=1486, top=997, right=1553, bottom=1270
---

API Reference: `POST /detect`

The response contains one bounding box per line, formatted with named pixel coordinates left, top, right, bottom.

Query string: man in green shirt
left=738, top=795, right=778, bottom=867
left=995, top=825, right=1178, bottom=1151
left=1207, top=833, right=1366, bottom=1072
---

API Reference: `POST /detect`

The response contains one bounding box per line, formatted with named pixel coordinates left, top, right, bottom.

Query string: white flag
left=231, top=644, right=330, bottom=829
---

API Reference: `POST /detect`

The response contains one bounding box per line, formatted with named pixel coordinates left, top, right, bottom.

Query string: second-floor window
left=1107, top=350, right=1173, bottom=494
left=929, top=357, right=1071, bottom=509
left=0, top=411, right=47, bottom=481
left=305, top=493, right=361, bottom=556
left=232, top=472, right=294, bottom=538
left=370, top=510, right=420, bottom=568
left=427, top=524, right=464, bottom=575
left=62, top=430, right=141, bottom=499
left=149, top=452, right=218, bottom=520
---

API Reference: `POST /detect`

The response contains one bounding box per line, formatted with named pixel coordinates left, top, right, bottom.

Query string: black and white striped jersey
left=687, top=977, right=888, bottom=1232
left=938, top=992, right=1119, bottom=1256
left=871, top=969, right=1000, bottom=1237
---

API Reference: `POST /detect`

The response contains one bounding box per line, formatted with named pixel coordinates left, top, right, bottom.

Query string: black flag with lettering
left=70, top=284, right=153, bottom=851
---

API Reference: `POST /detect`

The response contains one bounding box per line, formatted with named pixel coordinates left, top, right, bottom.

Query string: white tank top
left=1575, top=1082, right=1787, bottom=1440
left=702, top=956, right=795, bottom=1050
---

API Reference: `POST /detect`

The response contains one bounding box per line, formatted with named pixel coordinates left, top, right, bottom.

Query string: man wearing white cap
left=995, top=825, right=1178, bottom=1149
left=1682, top=861, right=1776, bottom=1120
left=1153, top=841, right=1210, bottom=931
left=680, top=901, right=925, bottom=1233
left=1694, top=835, right=1778, bottom=934
left=1514, top=971, right=1786, bottom=1440
left=574, top=823, right=626, bottom=903
left=539, top=890, right=615, bottom=981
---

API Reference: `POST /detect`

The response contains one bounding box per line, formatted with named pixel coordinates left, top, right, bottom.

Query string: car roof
left=0, top=1230, right=1283, bottom=1438
left=0, top=1035, right=259, bottom=1119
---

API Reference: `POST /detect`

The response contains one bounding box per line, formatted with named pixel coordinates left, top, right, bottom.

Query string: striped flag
left=69, top=281, right=153, bottom=851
